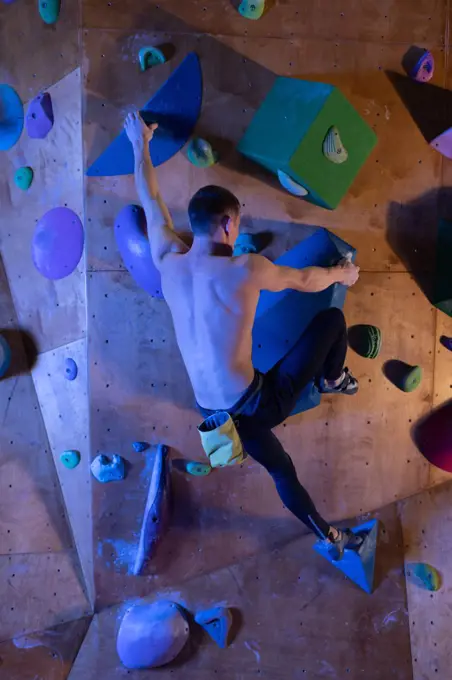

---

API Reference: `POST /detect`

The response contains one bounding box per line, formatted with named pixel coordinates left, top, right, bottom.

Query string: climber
left=125, top=111, right=362, bottom=560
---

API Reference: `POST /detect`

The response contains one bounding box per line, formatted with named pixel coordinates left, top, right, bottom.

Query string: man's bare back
left=161, top=250, right=259, bottom=409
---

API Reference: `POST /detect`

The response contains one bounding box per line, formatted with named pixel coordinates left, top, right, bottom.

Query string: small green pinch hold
left=60, top=450, right=81, bottom=469
left=186, top=461, right=212, bottom=476
left=138, top=46, right=166, bottom=72
left=238, top=0, right=265, bottom=20
left=401, top=365, right=422, bottom=393
left=187, top=137, right=218, bottom=168
left=38, top=0, right=61, bottom=25
left=14, top=166, right=33, bottom=191
left=323, top=126, right=348, bottom=164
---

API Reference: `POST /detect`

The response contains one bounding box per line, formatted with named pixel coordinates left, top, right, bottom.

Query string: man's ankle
left=326, top=372, right=345, bottom=388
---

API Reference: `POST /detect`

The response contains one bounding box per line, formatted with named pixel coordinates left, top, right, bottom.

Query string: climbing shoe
left=326, top=528, right=365, bottom=561
left=319, top=368, right=359, bottom=396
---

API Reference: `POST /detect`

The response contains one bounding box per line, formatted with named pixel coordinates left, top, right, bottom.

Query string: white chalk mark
left=244, top=640, right=261, bottom=664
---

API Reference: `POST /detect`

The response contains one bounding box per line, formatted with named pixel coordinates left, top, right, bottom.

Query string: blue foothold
left=313, top=519, right=379, bottom=594
left=0, top=334, right=12, bottom=378
left=133, top=441, right=150, bottom=453
left=65, top=357, right=78, bottom=381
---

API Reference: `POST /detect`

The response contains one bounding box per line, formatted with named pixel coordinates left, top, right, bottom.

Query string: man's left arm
left=125, top=112, right=189, bottom=267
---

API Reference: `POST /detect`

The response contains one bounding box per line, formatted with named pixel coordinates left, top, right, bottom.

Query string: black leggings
left=199, top=308, right=348, bottom=539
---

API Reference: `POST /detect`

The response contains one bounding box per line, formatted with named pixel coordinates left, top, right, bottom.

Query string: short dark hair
left=188, top=185, right=240, bottom=235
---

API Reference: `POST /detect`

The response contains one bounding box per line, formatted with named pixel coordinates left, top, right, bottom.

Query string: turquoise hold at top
left=39, top=0, right=61, bottom=24
left=14, top=166, right=33, bottom=191
left=0, top=84, right=24, bottom=151
left=60, top=450, right=81, bottom=469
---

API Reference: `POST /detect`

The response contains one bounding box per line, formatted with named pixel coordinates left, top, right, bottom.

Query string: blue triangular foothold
left=86, top=53, right=203, bottom=176
left=313, top=519, right=379, bottom=594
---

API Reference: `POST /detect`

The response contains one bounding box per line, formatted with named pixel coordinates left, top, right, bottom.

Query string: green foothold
left=348, top=324, right=382, bottom=359
left=60, top=450, right=81, bottom=469
left=186, top=461, right=212, bottom=476
left=402, top=365, right=422, bottom=393
left=38, top=0, right=61, bottom=25
left=238, top=0, right=265, bottom=20
left=138, top=46, right=166, bottom=72
left=187, top=137, right=218, bottom=168
left=14, top=166, right=33, bottom=191
left=366, top=326, right=382, bottom=359
left=323, top=126, right=348, bottom=164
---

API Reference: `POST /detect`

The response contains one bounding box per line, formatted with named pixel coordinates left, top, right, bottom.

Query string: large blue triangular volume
left=313, top=519, right=379, bottom=594
left=251, top=228, right=356, bottom=415
left=86, top=53, right=203, bottom=176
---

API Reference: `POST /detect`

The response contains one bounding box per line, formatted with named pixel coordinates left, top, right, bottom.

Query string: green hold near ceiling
left=238, top=0, right=265, bottom=20
left=39, top=0, right=61, bottom=24
left=60, top=450, right=81, bottom=469
left=14, top=166, right=33, bottom=191
left=138, top=46, right=166, bottom=72
left=187, top=138, right=217, bottom=167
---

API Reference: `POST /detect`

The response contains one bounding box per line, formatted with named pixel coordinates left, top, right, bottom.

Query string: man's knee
left=316, top=307, right=346, bottom=331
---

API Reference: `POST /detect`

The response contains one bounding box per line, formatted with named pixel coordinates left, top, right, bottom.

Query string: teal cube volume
left=238, top=77, right=377, bottom=210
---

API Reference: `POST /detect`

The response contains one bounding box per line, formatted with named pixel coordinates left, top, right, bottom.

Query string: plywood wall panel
left=0, top=617, right=91, bottom=680
left=71, top=503, right=412, bottom=680
left=400, top=482, right=452, bottom=680
left=82, top=0, right=444, bottom=46
left=83, top=25, right=444, bottom=272
left=0, top=551, right=90, bottom=642
left=0, top=369, right=74, bottom=556
left=0, top=69, right=85, bottom=353
left=31, top=339, right=95, bottom=609
left=0, top=0, right=79, bottom=100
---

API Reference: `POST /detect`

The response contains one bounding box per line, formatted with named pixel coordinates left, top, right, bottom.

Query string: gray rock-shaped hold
left=26, top=92, right=54, bottom=139
left=117, top=600, right=190, bottom=669
left=90, top=454, right=125, bottom=483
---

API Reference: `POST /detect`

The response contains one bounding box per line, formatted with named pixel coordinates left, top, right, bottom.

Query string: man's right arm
left=247, top=254, right=360, bottom=292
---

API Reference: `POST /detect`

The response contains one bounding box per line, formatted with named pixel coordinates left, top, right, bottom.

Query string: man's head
left=188, top=185, right=241, bottom=246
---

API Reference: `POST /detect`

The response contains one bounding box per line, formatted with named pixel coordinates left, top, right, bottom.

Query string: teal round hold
left=39, top=0, right=61, bottom=24
left=186, top=461, right=212, bottom=476
left=60, top=450, right=81, bottom=469
left=0, top=334, right=11, bottom=378
left=14, top=166, right=33, bottom=191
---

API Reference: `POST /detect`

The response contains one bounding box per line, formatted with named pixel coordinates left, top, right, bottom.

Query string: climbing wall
left=0, top=0, right=93, bottom=673
left=1, top=0, right=452, bottom=678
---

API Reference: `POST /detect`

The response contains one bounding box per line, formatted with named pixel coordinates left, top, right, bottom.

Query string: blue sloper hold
left=86, top=53, right=203, bottom=176
left=252, top=227, right=355, bottom=415
left=0, top=84, right=24, bottom=151
left=313, top=519, right=379, bottom=594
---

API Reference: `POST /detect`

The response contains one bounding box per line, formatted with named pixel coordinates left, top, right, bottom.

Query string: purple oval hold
left=114, top=204, right=163, bottom=299
left=32, top=207, right=84, bottom=280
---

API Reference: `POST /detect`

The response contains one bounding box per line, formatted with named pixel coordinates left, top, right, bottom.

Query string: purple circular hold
left=114, top=204, right=163, bottom=299
left=32, top=207, right=84, bottom=280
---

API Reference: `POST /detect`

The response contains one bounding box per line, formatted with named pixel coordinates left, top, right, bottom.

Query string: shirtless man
left=125, top=112, right=362, bottom=560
